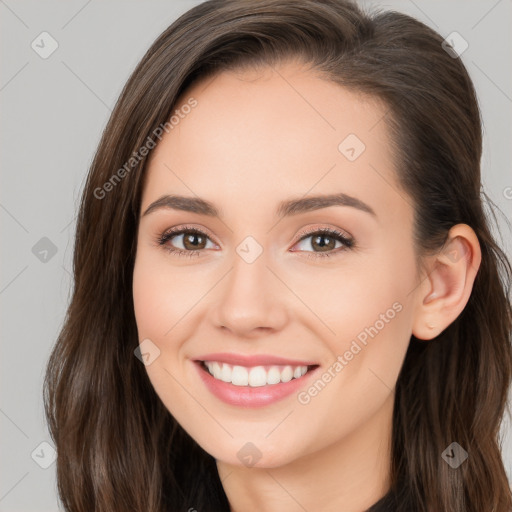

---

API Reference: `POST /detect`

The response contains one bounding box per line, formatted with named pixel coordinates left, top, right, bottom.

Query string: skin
left=132, top=60, right=481, bottom=512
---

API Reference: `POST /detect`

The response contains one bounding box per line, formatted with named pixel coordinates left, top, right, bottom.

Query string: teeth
left=267, top=366, right=281, bottom=385
left=231, top=365, right=248, bottom=386
left=212, top=362, right=222, bottom=380
left=220, top=363, right=231, bottom=383
left=248, top=366, right=267, bottom=387
left=204, top=361, right=310, bottom=386
left=280, top=366, right=293, bottom=383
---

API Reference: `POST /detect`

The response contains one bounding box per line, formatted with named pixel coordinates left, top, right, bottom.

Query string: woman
left=43, top=0, right=512, bottom=510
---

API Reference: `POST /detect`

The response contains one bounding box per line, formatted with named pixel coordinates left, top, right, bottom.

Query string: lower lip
left=194, top=361, right=320, bottom=408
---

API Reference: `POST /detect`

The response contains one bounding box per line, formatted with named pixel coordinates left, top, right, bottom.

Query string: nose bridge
left=212, top=239, right=288, bottom=335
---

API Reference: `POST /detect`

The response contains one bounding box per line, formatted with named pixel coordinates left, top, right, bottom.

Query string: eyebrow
left=142, top=193, right=376, bottom=218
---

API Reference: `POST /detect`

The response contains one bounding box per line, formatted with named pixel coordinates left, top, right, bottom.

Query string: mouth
left=197, top=360, right=319, bottom=387
left=192, top=352, right=321, bottom=407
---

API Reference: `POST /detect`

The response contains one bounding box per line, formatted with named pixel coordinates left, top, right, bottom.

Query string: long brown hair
left=43, top=1, right=512, bottom=510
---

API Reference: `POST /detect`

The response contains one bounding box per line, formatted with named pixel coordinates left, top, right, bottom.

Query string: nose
left=212, top=252, right=289, bottom=339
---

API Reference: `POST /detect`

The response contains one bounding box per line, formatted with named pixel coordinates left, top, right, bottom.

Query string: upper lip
left=194, top=352, right=318, bottom=367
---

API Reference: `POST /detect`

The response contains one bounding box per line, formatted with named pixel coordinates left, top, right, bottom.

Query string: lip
left=193, top=359, right=320, bottom=408
left=194, top=352, right=318, bottom=367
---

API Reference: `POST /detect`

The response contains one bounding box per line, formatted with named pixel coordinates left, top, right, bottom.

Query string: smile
left=202, top=360, right=312, bottom=387
left=193, top=354, right=320, bottom=407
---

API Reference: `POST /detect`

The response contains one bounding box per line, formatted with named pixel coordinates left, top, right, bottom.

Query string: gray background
left=1, top=1, right=511, bottom=510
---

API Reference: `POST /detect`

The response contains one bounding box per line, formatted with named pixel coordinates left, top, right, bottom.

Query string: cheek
left=291, top=257, right=415, bottom=350
left=295, top=302, right=412, bottom=451
left=132, top=256, right=164, bottom=338
left=132, top=252, right=194, bottom=413
left=132, top=248, right=201, bottom=339
left=310, top=248, right=416, bottom=391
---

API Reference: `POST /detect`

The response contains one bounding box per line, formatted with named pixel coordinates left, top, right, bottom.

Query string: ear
left=412, top=224, right=482, bottom=340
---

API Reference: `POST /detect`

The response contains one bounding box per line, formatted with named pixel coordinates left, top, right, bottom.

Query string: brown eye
left=181, top=231, right=208, bottom=250
left=158, top=227, right=216, bottom=257
left=292, top=228, right=354, bottom=259
left=309, top=233, right=338, bottom=252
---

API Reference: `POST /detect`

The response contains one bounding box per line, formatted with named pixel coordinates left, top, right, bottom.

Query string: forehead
left=142, top=62, right=403, bottom=219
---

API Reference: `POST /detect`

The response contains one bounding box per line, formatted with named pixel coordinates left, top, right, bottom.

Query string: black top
left=366, top=485, right=400, bottom=512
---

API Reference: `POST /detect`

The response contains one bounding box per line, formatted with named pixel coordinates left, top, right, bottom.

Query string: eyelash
left=156, top=225, right=354, bottom=260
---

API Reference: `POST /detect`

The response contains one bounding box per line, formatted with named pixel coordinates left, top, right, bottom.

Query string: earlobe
left=412, top=224, right=482, bottom=341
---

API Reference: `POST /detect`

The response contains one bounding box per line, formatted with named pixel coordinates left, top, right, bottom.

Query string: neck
left=217, top=391, right=394, bottom=512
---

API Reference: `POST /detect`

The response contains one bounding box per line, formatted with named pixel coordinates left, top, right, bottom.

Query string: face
left=132, top=61, right=419, bottom=469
